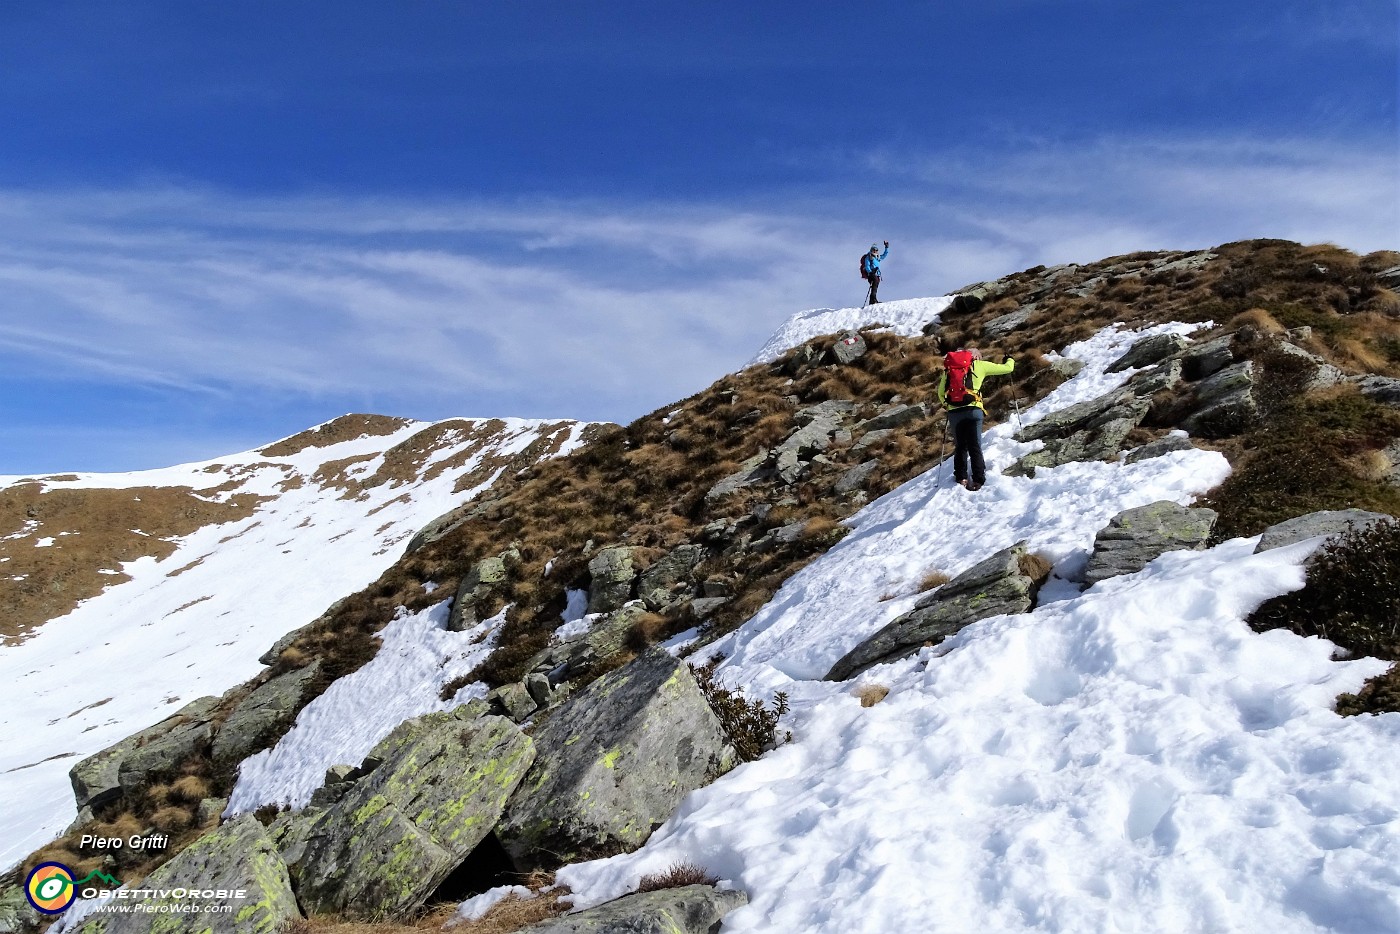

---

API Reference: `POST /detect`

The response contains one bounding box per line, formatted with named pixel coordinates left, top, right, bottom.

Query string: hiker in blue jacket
left=862, top=241, right=890, bottom=304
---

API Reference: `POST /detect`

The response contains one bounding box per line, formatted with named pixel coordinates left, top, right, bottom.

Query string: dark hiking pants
left=946, top=407, right=986, bottom=485
left=867, top=273, right=881, bottom=303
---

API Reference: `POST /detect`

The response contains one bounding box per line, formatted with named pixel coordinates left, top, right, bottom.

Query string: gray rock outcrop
left=1082, top=501, right=1218, bottom=585
left=70, top=696, right=219, bottom=811
left=0, top=884, right=39, bottom=934
left=588, top=546, right=640, bottom=614
left=826, top=543, right=1040, bottom=680
left=74, top=815, right=301, bottom=934
left=704, top=452, right=774, bottom=503
left=1124, top=434, right=1196, bottom=464
left=212, top=661, right=321, bottom=765
left=1106, top=333, right=1189, bottom=373
left=449, top=549, right=518, bottom=631
left=638, top=545, right=706, bottom=610
left=498, top=649, right=735, bottom=867
left=520, top=886, right=748, bottom=934
left=982, top=307, right=1034, bottom=339
left=1006, top=385, right=1151, bottom=478
left=1254, top=509, right=1393, bottom=553
left=831, top=330, right=867, bottom=364
left=1354, top=375, right=1400, bottom=407
left=293, top=702, right=535, bottom=919
left=1182, top=360, right=1258, bottom=438
left=1181, top=334, right=1234, bottom=380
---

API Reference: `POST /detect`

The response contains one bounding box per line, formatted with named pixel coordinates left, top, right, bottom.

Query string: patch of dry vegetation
left=258, top=414, right=414, bottom=457
left=0, top=484, right=266, bottom=646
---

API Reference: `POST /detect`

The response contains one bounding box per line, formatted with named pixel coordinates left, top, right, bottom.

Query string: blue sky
left=1, top=1, right=1396, bottom=474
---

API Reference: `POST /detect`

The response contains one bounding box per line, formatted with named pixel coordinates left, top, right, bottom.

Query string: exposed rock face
left=449, top=549, right=517, bottom=631
left=982, top=307, right=1033, bottom=339
left=1181, top=334, right=1234, bottom=380
left=827, top=544, right=1039, bottom=681
left=259, top=598, right=348, bottom=664
left=1124, top=434, right=1196, bottom=465
left=1354, top=375, right=1400, bottom=407
left=293, top=702, right=535, bottom=919
left=831, top=330, right=867, bottom=364
left=519, top=886, right=748, bottom=934
left=1006, top=385, right=1151, bottom=478
left=0, top=884, right=40, bottom=934
left=212, top=661, right=321, bottom=765
left=75, top=815, right=301, bottom=934
left=70, top=696, right=219, bottom=811
left=638, top=545, right=706, bottom=610
left=835, top=459, right=879, bottom=494
left=518, top=602, right=655, bottom=697
left=1182, top=360, right=1258, bottom=438
left=853, top=402, right=931, bottom=434
left=704, top=452, right=773, bottom=503
left=1106, top=332, right=1189, bottom=373
left=1254, top=509, right=1393, bottom=553
left=498, top=649, right=735, bottom=868
left=1082, top=501, right=1218, bottom=586
left=588, top=546, right=640, bottom=614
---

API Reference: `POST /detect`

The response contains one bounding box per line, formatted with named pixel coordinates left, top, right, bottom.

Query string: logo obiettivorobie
left=25, top=862, right=121, bottom=914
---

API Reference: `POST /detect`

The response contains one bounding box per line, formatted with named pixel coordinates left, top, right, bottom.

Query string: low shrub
left=691, top=659, right=790, bottom=761
left=1247, top=519, right=1400, bottom=663
left=635, top=862, right=719, bottom=893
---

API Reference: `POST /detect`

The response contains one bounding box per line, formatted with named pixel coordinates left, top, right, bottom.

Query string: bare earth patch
left=258, top=413, right=415, bottom=458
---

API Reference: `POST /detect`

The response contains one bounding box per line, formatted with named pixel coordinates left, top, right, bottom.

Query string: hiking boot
left=957, top=479, right=968, bottom=489
left=967, top=480, right=984, bottom=492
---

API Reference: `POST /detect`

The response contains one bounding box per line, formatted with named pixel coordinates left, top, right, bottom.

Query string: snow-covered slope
left=747, top=296, right=953, bottom=365
left=0, top=414, right=589, bottom=870
left=545, top=318, right=1400, bottom=931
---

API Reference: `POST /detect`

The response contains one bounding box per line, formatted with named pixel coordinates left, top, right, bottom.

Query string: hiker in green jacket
left=936, top=347, right=1015, bottom=491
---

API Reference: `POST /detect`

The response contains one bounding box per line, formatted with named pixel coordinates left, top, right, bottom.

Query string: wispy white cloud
left=0, top=131, right=1393, bottom=447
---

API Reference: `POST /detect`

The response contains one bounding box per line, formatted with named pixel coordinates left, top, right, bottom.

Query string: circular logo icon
left=26, top=862, right=77, bottom=914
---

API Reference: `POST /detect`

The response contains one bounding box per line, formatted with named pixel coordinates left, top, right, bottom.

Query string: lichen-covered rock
left=703, top=452, right=774, bottom=503
left=74, top=815, right=300, bottom=934
left=831, top=330, right=867, bottom=364
left=1126, top=358, right=1182, bottom=396
left=1106, top=332, right=1189, bottom=373
left=827, top=544, right=1038, bottom=680
left=212, top=661, right=321, bottom=765
left=259, top=599, right=347, bottom=665
left=1254, top=509, right=1393, bottom=553
left=293, top=702, right=535, bottom=919
left=637, top=545, right=706, bottom=610
left=1181, top=334, right=1234, bottom=380
left=1006, top=394, right=1150, bottom=478
left=70, top=697, right=219, bottom=810
left=196, top=796, right=228, bottom=826
left=498, top=649, right=735, bottom=868
left=489, top=681, right=539, bottom=722
left=0, top=883, right=40, bottom=934
left=834, top=459, right=879, bottom=494
left=982, top=307, right=1033, bottom=339
left=853, top=402, right=930, bottom=434
left=519, top=885, right=748, bottom=934
left=1083, top=501, right=1217, bottom=585
left=449, top=551, right=515, bottom=631
left=588, top=546, right=640, bottom=614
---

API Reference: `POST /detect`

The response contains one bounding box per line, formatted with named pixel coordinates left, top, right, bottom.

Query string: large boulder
left=449, top=549, right=517, bottom=631
left=1181, top=334, right=1235, bottom=380
left=520, top=886, right=748, bottom=934
left=588, top=546, right=641, bottom=614
left=74, top=815, right=301, bottom=934
left=982, top=307, right=1034, bottom=340
left=1255, top=510, right=1393, bottom=553
left=852, top=402, right=931, bottom=434
left=1354, top=375, right=1400, bottom=407
left=703, top=452, right=774, bottom=504
left=1006, top=392, right=1150, bottom=478
left=1106, top=332, right=1189, bottom=373
left=1182, top=360, right=1258, bottom=438
left=498, top=649, right=735, bottom=868
left=830, top=330, right=867, bottom=365
left=1083, top=501, right=1218, bottom=586
left=70, top=697, right=218, bottom=811
left=827, top=544, right=1039, bottom=681
left=0, top=884, right=39, bottom=934
left=638, top=545, right=707, bottom=610
left=293, top=702, right=535, bottom=919
left=212, top=661, right=321, bottom=766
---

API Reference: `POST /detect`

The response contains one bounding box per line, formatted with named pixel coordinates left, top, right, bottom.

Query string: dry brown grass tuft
left=149, top=805, right=194, bottom=834
left=1227, top=308, right=1285, bottom=335
left=1018, top=551, right=1055, bottom=586
left=855, top=684, right=891, bottom=707
left=917, top=569, right=951, bottom=592
left=635, top=862, right=719, bottom=893
left=170, top=775, right=212, bottom=803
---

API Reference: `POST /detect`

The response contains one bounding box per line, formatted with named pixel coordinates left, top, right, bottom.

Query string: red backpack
left=943, top=351, right=978, bottom=407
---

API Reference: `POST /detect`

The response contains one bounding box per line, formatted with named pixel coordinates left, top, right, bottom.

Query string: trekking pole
left=934, top=417, right=950, bottom=489
left=1012, top=397, right=1025, bottom=433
